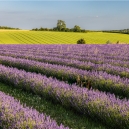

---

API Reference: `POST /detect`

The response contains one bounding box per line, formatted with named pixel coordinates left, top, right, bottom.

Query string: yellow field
left=0, top=30, right=129, bottom=44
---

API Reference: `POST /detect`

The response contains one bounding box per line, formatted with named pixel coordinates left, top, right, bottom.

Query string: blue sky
left=0, top=1, right=129, bottom=30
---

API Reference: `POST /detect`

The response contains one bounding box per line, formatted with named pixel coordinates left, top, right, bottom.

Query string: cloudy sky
left=0, top=1, right=129, bottom=30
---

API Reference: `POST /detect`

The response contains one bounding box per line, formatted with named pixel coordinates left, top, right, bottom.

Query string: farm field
left=1, top=44, right=129, bottom=128
left=0, top=30, right=129, bottom=44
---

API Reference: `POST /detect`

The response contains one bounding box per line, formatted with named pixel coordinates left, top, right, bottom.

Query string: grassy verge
left=0, top=82, right=107, bottom=129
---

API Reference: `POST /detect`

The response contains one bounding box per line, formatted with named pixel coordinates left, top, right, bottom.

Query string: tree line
left=102, top=29, right=129, bottom=34
left=31, top=20, right=88, bottom=33
left=32, top=20, right=129, bottom=35
left=0, top=26, right=20, bottom=30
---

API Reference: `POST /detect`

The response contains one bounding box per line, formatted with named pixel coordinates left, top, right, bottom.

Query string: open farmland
left=0, top=30, right=129, bottom=44
left=1, top=44, right=129, bottom=128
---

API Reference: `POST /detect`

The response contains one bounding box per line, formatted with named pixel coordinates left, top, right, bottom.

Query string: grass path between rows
left=0, top=82, right=107, bottom=129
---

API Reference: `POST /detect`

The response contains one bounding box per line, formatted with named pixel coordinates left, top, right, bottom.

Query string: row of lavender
left=0, top=55, right=129, bottom=98
left=0, top=91, right=68, bottom=129
left=0, top=64, right=129, bottom=128
left=0, top=51, right=129, bottom=79
left=0, top=45, right=129, bottom=61
left=1, top=45, right=129, bottom=71
left=1, top=45, right=129, bottom=62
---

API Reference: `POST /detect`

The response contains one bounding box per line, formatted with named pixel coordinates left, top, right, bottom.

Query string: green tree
left=61, top=28, right=66, bottom=31
left=44, top=28, right=49, bottom=31
left=39, top=27, right=44, bottom=31
left=81, top=29, right=87, bottom=33
left=57, top=20, right=66, bottom=31
left=53, top=27, right=58, bottom=31
left=65, top=28, right=70, bottom=32
left=35, top=28, right=38, bottom=31
left=73, top=25, right=81, bottom=32
left=49, top=29, right=53, bottom=31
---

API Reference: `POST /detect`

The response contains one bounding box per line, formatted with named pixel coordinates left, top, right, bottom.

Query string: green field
left=0, top=30, right=129, bottom=44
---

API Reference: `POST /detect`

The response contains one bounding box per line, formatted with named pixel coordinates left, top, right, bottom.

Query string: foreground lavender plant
left=0, top=91, right=69, bottom=129
left=0, top=65, right=129, bottom=128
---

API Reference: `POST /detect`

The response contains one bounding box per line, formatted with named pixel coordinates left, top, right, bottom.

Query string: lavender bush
left=0, top=91, right=69, bottom=129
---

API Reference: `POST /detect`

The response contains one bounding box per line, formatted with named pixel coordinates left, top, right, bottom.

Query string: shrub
left=106, top=40, right=111, bottom=44
left=77, top=38, right=86, bottom=44
left=116, top=41, right=120, bottom=44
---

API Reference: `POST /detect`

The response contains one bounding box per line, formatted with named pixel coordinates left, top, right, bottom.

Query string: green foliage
left=0, top=26, right=20, bottom=30
left=77, top=38, right=86, bottom=44
left=31, top=20, right=87, bottom=33
left=116, top=41, right=120, bottom=44
left=73, top=25, right=81, bottom=32
left=106, top=40, right=111, bottom=44
left=65, top=28, right=70, bottom=32
left=57, top=20, right=66, bottom=31
left=103, top=29, right=129, bottom=35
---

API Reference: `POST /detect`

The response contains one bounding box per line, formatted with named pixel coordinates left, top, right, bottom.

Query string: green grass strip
left=0, top=82, right=107, bottom=129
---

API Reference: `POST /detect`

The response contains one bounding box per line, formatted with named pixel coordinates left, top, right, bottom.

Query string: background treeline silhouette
left=32, top=20, right=91, bottom=33
left=31, top=20, right=129, bottom=34
left=102, top=29, right=129, bottom=34
left=0, top=26, right=20, bottom=30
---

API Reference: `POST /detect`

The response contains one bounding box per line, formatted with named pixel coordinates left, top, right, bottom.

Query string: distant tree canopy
left=0, top=26, right=20, bottom=30
left=57, top=20, right=66, bottom=31
left=31, top=20, right=88, bottom=33
left=103, top=29, right=129, bottom=35
left=73, top=25, right=81, bottom=32
left=31, top=20, right=129, bottom=35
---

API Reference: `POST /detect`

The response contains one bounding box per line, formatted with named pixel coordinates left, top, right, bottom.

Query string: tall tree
left=73, top=25, right=81, bottom=32
left=57, top=20, right=66, bottom=31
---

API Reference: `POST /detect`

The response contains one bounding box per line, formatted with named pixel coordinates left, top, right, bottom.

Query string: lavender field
left=0, top=44, right=129, bottom=129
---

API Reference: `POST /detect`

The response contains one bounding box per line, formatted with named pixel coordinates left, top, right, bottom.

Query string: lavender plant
left=0, top=91, right=69, bottom=129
